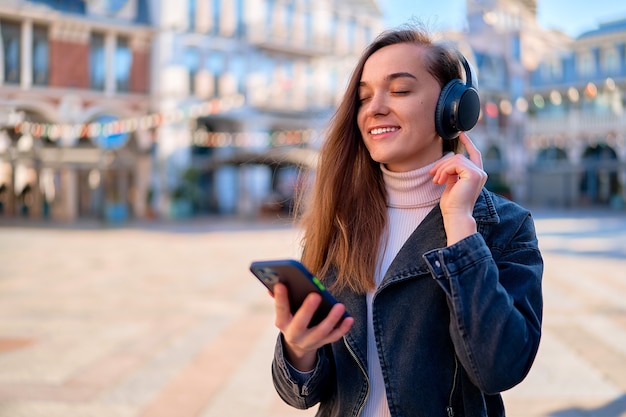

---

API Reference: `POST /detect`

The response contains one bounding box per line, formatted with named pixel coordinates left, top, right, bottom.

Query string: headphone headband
left=460, top=55, right=477, bottom=90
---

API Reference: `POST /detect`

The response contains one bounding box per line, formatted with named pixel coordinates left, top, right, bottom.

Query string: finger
left=336, top=316, right=354, bottom=334
left=436, top=159, right=485, bottom=184
left=324, top=316, right=354, bottom=344
left=430, top=156, right=465, bottom=184
left=319, top=303, right=348, bottom=330
left=428, top=153, right=463, bottom=180
left=273, top=283, right=293, bottom=328
left=313, top=304, right=354, bottom=343
left=291, top=292, right=322, bottom=330
left=458, top=132, right=483, bottom=169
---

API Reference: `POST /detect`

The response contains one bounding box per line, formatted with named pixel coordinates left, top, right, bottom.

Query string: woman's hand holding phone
left=273, top=282, right=354, bottom=372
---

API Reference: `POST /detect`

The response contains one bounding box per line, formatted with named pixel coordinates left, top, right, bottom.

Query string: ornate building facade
left=152, top=0, right=382, bottom=217
left=0, top=0, right=383, bottom=222
left=4, top=0, right=622, bottom=224
left=525, top=18, right=626, bottom=208
left=0, top=0, right=153, bottom=222
left=457, top=0, right=626, bottom=208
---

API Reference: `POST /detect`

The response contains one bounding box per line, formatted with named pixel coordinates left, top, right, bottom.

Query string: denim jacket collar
left=381, top=188, right=498, bottom=289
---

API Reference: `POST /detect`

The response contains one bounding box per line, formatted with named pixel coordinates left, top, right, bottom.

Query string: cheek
left=419, top=97, right=439, bottom=128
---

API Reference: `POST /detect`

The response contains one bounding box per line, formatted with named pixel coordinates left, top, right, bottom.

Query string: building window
left=206, top=52, right=225, bottom=96
left=229, top=54, right=246, bottom=93
left=303, top=11, right=312, bottom=44
left=1, top=20, right=21, bottom=85
left=136, top=0, right=150, bottom=24
left=510, top=34, right=521, bottom=61
left=213, top=0, right=222, bottom=35
left=235, top=0, right=245, bottom=37
left=188, top=0, right=196, bottom=31
left=329, top=14, right=338, bottom=39
left=347, top=18, right=356, bottom=51
left=364, top=26, right=374, bottom=44
left=265, top=0, right=274, bottom=28
left=577, top=51, right=595, bottom=77
left=32, top=24, right=49, bottom=86
left=546, top=58, right=562, bottom=81
left=285, top=1, right=294, bottom=34
left=90, top=32, right=105, bottom=90
left=115, top=36, right=132, bottom=92
left=185, top=48, right=200, bottom=95
left=602, top=47, right=619, bottom=75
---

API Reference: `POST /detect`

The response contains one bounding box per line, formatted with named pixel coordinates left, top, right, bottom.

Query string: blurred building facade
left=0, top=0, right=153, bottom=222
left=0, top=0, right=382, bottom=222
left=1, top=0, right=625, bottom=224
left=455, top=0, right=626, bottom=208
left=152, top=0, right=382, bottom=218
left=525, top=18, right=626, bottom=208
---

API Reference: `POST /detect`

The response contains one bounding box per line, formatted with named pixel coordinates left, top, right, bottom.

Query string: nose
left=363, top=92, right=389, bottom=117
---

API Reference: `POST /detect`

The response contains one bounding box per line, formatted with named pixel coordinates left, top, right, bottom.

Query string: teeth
left=370, top=127, right=398, bottom=135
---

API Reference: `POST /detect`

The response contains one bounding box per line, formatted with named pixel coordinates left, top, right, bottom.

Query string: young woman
left=270, top=25, right=543, bottom=417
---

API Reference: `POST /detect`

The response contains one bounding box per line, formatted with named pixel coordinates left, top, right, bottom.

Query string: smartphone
left=249, top=259, right=349, bottom=328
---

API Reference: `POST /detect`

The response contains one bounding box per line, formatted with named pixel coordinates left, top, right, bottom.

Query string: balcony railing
left=526, top=111, right=626, bottom=137
left=246, top=23, right=359, bottom=57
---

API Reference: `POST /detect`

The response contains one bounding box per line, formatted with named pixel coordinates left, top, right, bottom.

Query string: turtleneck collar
left=381, top=153, right=452, bottom=209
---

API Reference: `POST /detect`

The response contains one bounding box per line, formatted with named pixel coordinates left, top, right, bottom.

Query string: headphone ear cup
left=435, top=79, right=462, bottom=140
left=435, top=79, right=481, bottom=140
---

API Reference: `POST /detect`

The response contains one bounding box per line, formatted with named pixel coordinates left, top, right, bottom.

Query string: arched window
left=536, top=146, right=568, bottom=163
left=580, top=143, right=620, bottom=205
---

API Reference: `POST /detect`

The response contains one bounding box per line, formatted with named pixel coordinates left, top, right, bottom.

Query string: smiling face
left=357, top=42, right=443, bottom=172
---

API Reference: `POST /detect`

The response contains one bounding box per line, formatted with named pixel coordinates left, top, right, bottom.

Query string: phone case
left=249, top=259, right=349, bottom=327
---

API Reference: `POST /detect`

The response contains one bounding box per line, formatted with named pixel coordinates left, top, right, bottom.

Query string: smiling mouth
left=370, top=127, right=399, bottom=135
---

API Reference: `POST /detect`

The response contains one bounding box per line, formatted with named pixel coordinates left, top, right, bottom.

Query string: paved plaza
left=0, top=209, right=625, bottom=417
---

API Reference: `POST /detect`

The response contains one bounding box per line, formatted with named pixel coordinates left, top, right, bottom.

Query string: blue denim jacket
left=272, top=189, right=544, bottom=417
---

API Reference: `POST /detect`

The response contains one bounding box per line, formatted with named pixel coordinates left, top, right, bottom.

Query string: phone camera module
left=260, top=268, right=279, bottom=285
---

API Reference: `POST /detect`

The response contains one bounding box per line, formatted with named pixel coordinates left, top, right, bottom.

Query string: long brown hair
left=297, top=25, right=464, bottom=294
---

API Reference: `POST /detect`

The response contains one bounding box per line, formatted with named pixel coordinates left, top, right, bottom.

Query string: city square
left=0, top=208, right=625, bottom=417
left=1, top=1, right=626, bottom=416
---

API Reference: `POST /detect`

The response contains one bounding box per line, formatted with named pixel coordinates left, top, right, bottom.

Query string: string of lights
left=5, top=94, right=318, bottom=148
left=11, top=95, right=246, bottom=141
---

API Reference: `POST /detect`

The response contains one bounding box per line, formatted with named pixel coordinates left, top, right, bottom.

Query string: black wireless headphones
left=434, top=54, right=481, bottom=140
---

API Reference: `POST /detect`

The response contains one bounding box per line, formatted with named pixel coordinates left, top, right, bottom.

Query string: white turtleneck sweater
left=361, top=155, right=447, bottom=417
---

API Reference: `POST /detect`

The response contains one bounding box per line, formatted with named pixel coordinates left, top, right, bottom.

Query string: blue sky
left=382, top=0, right=626, bottom=37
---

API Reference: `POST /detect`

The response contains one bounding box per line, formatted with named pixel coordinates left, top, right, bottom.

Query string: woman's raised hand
left=429, top=132, right=488, bottom=245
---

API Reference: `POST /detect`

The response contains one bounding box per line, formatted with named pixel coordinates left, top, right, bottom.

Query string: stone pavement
left=0, top=209, right=625, bottom=417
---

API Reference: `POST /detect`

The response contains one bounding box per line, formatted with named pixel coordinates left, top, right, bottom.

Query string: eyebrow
left=359, top=72, right=417, bottom=87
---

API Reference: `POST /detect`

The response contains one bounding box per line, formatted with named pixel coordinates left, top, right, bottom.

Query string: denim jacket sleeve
left=271, top=334, right=333, bottom=409
left=423, top=211, right=543, bottom=394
